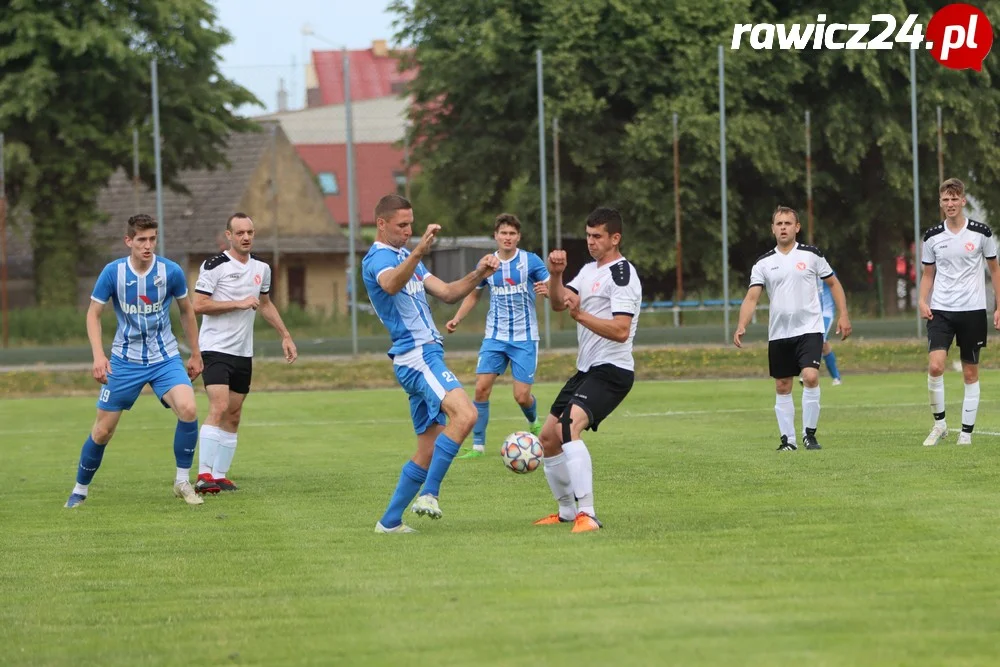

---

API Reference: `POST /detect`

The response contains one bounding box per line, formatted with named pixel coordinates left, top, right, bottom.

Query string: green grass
left=3, top=373, right=1000, bottom=666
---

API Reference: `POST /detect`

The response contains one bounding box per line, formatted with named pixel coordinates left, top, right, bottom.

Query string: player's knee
left=822, top=342, right=832, bottom=355
left=963, top=366, right=979, bottom=384
left=928, top=360, right=946, bottom=376
left=91, top=423, right=116, bottom=444
left=176, top=403, right=198, bottom=423
left=513, top=386, right=532, bottom=406
left=452, top=402, right=478, bottom=435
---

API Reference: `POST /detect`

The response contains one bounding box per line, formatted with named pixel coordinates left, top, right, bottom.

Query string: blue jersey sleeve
left=528, top=253, right=550, bottom=283
left=168, top=262, right=188, bottom=299
left=91, top=263, right=116, bottom=304
left=362, top=248, right=398, bottom=291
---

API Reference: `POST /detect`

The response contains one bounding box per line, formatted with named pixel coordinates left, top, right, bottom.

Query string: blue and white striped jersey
left=362, top=242, right=443, bottom=357
left=480, top=250, right=549, bottom=342
left=818, top=276, right=835, bottom=318
left=91, top=256, right=188, bottom=364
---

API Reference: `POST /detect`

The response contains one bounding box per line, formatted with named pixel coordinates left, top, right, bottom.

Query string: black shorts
left=927, top=309, right=988, bottom=364
left=768, top=333, right=823, bottom=379
left=549, top=364, right=635, bottom=432
left=202, top=351, right=253, bottom=394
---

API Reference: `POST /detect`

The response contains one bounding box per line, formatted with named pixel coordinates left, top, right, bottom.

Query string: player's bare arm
left=258, top=294, right=298, bottom=363
left=918, top=263, right=936, bottom=320
left=565, top=293, right=632, bottom=343
left=175, top=296, right=203, bottom=379
left=378, top=224, right=441, bottom=295
left=193, top=291, right=259, bottom=314
left=86, top=299, right=111, bottom=384
left=547, top=250, right=568, bottom=311
left=987, top=257, right=1000, bottom=330
left=733, top=285, right=763, bottom=348
left=823, top=274, right=853, bottom=339
left=445, top=288, right=482, bottom=333
left=534, top=280, right=549, bottom=299
left=425, top=254, right=500, bottom=304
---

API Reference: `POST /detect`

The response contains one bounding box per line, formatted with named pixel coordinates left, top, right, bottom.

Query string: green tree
left=393, top=0, right=1000, bottom=309
left=0, top=0, right=258, bottom=306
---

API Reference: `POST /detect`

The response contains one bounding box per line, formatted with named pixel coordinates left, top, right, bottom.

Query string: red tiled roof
left=294, top=143, right=407, bottom=225
left=311, top=47, right=416, bottom=106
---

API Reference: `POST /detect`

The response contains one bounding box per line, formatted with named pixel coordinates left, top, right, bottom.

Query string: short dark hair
left=227, top=212, right=253, bottom=231
left=494, top=213, right=521, bottom=233
left=585, top=207, right=623, bottom=237
left=771, top=205, right=800, bottom=224
left=940, top=178, right=965, bottom=197
left=375, top=194, right=412, bottom=222
left=126, top=214, right=157, bottom=239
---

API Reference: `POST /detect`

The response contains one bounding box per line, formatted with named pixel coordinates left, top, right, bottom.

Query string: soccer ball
left=500, top=431, right=544, bottom=474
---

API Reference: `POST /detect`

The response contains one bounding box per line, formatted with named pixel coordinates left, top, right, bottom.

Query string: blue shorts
left=97, top=355, right=192, bottom=412
left=823, top=315, right=833, bottom=342
left=476, top=339, right=538, bottom=384
left=393, top=344, right=463, bottom=434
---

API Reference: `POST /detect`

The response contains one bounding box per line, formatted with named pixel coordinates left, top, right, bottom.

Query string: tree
left=0, top=0, right=259, bottom=305
left=392, top=0, right=1000, bottom=309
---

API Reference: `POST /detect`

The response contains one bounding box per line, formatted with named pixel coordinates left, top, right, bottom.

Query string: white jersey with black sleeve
left=195, top=251, right=272, bottom=358
left=565, top=257, right=642, bottom=372
left=749, top=243, right=834, bottom=341
left=922, top=219, right=997, bottom=312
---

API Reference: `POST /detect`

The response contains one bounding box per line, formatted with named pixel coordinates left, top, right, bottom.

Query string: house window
left=318, top=172, right=339, bottom=195
left=393, top=171, right=407, bottom=195
left=390, top=81, right=406, bottom=95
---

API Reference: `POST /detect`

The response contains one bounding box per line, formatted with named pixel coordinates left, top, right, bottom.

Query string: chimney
left=372, top=39, right=389, bottom=58
left=277, top=77, right=288, bottom=112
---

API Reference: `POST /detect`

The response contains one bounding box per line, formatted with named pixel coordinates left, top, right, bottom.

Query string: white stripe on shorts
left=393, top=345, right=447, bottom=399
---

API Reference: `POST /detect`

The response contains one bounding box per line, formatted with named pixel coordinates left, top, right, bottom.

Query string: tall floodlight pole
left=806, top=110, right=813, bottom=245
left=910, top=48, right=921, bottom=337
left=673, top=112, right=683, bottom=325
left=344, top=48, right=359, bottom=355
left=719, top=46, right=730, bottom=341
left=553, top=116, right=562, bottom=249
left=0, top=132, right=8, bottom=348
left=151, top=59, right=165, bottom=257
left=536, top=49, right=551, bottom=348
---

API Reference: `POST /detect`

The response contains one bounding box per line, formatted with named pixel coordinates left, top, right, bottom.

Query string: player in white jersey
left=918, top=178, right=1000, bottom=447
left=64, top=214, right=205, bottom=508
left=533, top=208, right=641, bottom=533
left=363, top=194, right=500, bottom=533
left=734, top=206, right=852, bottom=452
left=192, top=213, right=298, bottom=493
left=445, top=213, right=550, bottom=458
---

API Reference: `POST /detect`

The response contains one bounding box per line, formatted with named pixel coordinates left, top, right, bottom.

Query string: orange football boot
left=571, top=512, right=602, bottom=533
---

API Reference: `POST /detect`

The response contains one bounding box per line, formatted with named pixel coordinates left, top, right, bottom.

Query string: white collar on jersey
left=494, top=249, right=521, bottom=263
left=127, top=255, right=156, bottom=278
left=225, top=250, right=252, bottom=266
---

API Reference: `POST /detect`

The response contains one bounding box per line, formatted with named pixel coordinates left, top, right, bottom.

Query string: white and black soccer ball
left=500, top=431, right=543, bottom=474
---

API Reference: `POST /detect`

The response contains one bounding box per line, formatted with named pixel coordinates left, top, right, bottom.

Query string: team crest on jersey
left=966, top=242, right=975, bottom=252
left=592, top=280, right=601, bottom=293
left=504, top=277, right=516, bottom=286
left=153, top=275, right=165, bottom=287
left=796, top=262, right=806, bottom=270
left=254, top=274, right=262, bottom=285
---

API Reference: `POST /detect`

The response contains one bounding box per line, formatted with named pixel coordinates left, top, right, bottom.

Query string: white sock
left=561, top=440, right=594, bottom=517
left=198, top=425, right=223, bottom=476
left=775, top=393, right=796, bottom=442
left=802, top=386, right=821, bottom=432
left=175, top=468, right=189, bottom=483
left=541, top=452, right=577, bottom=520
left=212, top=431, right=238, bottom=479
left=928, top=374, right=945, bottom=419
left=963, top=380, right=981, bottom=432
left=73, top=483, right=88, bottom=496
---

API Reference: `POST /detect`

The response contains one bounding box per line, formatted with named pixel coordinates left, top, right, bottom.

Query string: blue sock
left=521, top=395, right=538, bottom=423
left=173, top=419, right=198, bottom=469
left=823, top=351, right=841, bottom=380
left=76, top=436, right=107, bottom=486
left=473, top=401, right=490, bottom=446
left=421, top=433, right=461, bottom=498
left=380, top=461, right=427, bottom=528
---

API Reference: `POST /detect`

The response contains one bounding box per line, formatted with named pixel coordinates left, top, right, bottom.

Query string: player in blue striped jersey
left=363, top=194, right=500, bottom=533
left=64, top=214, right=205, bottom=508
left=445, top=214, right=550, bottom=458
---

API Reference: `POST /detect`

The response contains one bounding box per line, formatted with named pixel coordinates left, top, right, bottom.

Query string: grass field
left=3, top=373, right=1000, bottom=666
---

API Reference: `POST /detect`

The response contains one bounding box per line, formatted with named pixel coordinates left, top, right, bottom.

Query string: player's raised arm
left=425, top=254, right=500, bottom=304
left=733, top=285, right=763, bottom=348
left=547, top=250, right=569, bottom=311
left=378, top=224, right=440, bottom=295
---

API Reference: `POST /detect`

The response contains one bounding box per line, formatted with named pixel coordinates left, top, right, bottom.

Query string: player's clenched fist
left=477, top=254, right=500, bottom=276
left=548, top=249, right=567, bottom=275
